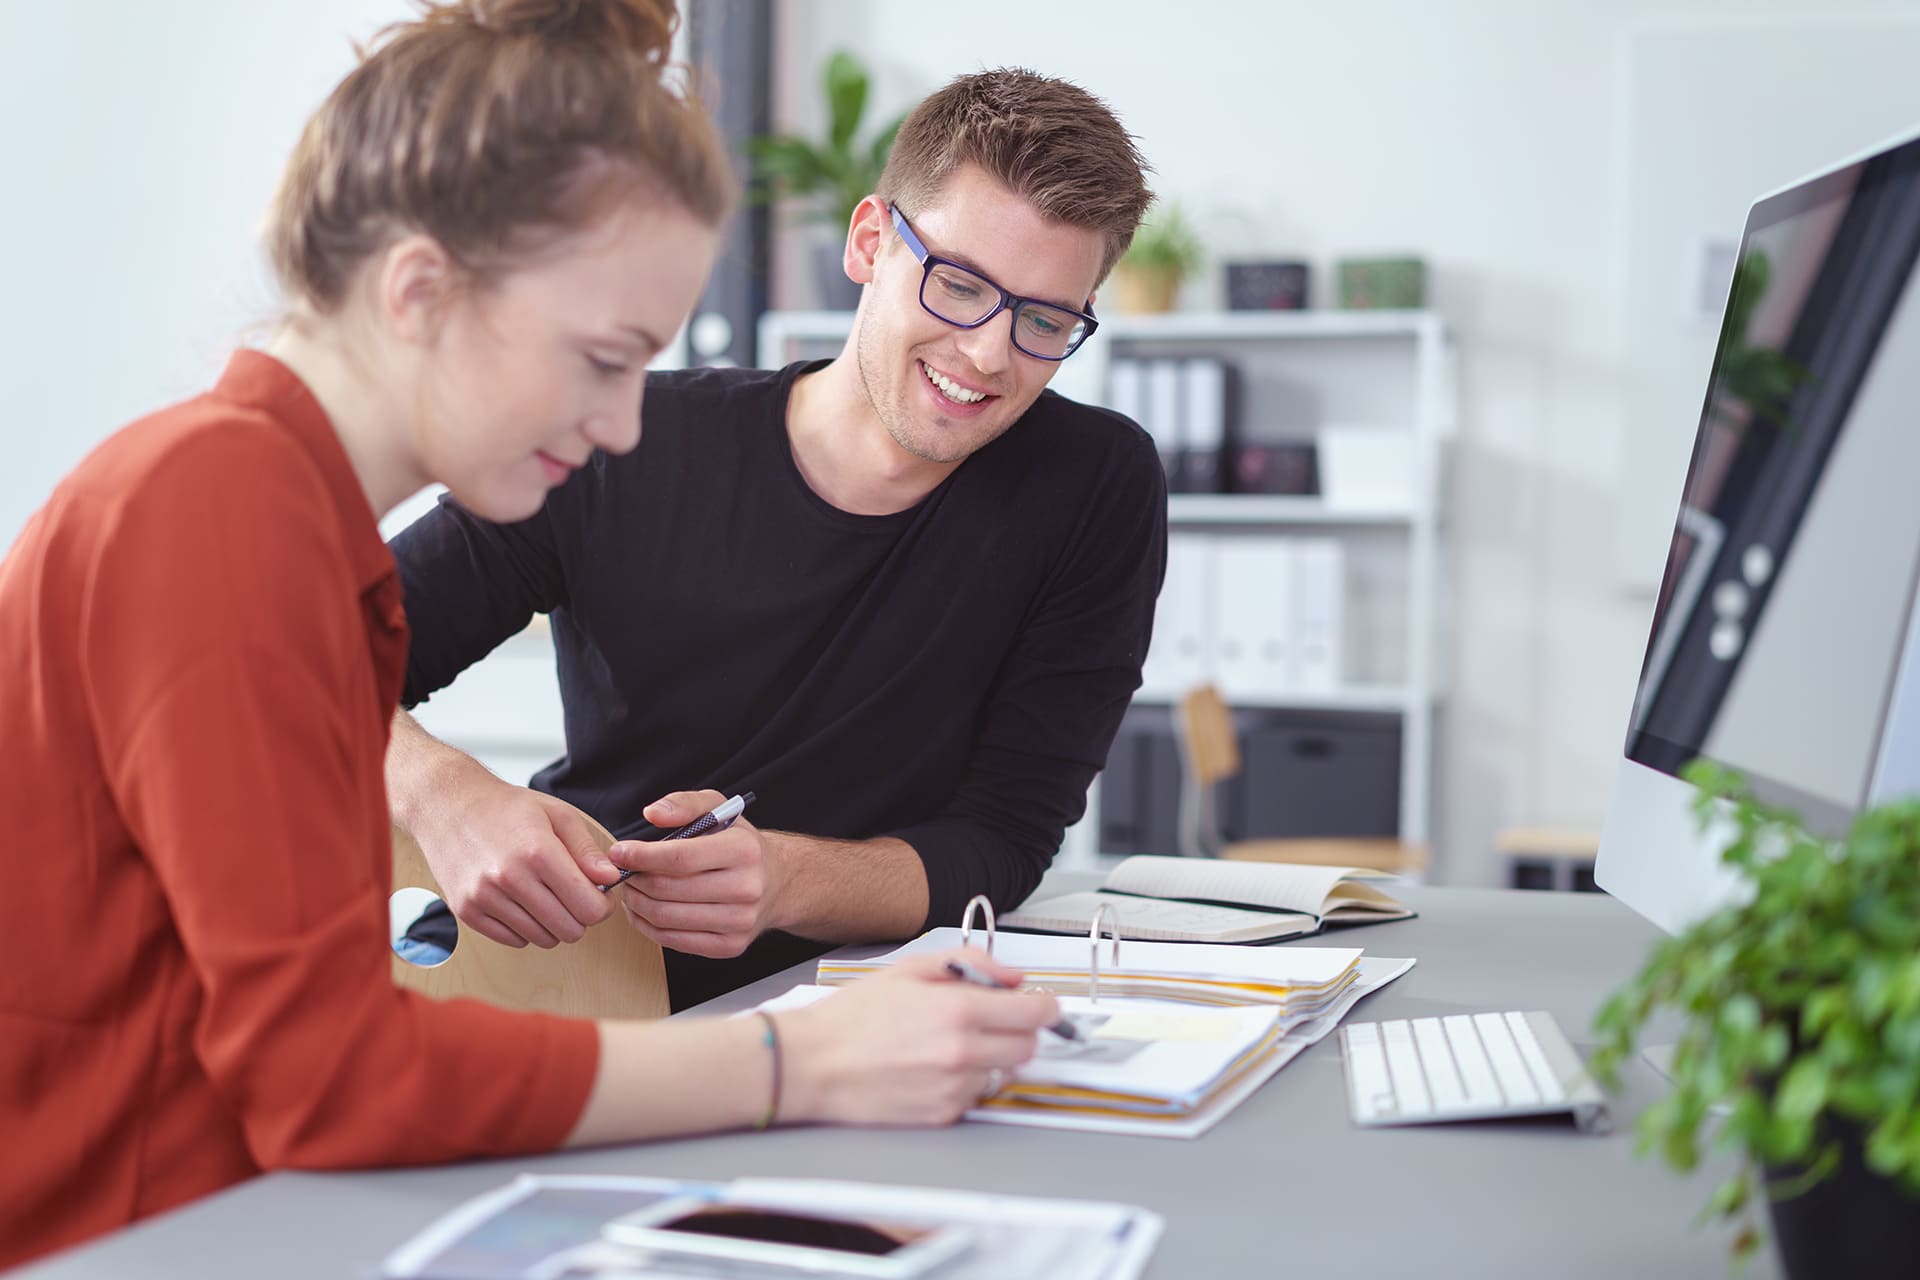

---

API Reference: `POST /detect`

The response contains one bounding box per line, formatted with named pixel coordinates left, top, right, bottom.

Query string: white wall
left=10, top=1, right=1920, bottom=888
left=0, top=0, right=415, bottom=548
left=767, top=0, right=1920, bottom=885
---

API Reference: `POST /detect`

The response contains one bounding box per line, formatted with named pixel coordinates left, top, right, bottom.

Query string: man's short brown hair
left=875, top=68, right=1153, bottom=285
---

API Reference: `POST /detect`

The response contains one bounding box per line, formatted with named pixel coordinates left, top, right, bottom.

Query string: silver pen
left=944, top=957, right=1084, bottom=1041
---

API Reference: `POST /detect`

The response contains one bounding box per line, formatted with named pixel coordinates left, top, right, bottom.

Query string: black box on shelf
left=1224, top=260, right=1311, bottom=311
left=1097, top=705, right=1401, bottom=852
left=1229, top=711, right=1401, bottom=840
left=1228, top=441, right=1318, bottom=495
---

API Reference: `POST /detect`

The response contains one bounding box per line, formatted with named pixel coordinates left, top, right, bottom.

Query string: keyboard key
left=1506, top=1012, right=1567, bottom=1102
left=1344, top=1031, right=1395, bottom=1122
left=1441, top=1015, right=1504, bottom=1109
left=1411, top=1017, right=1468, bottom=1111
left=1473, top=1013, right=1542, bottom=1106
left=1344, top=1011, right=1607, bottom=1130
left=1381, top=1020, right=1433, bottom=1115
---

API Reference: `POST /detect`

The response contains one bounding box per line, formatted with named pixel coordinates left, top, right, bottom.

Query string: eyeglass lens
left=922, top=262, right=1087, bottom=359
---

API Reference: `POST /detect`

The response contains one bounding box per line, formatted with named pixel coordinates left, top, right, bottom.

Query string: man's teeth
left=922, top=361, right=987, bottom=404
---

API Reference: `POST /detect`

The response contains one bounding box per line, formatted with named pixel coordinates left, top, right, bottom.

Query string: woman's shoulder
left=55, top=392, right=340, bottom=566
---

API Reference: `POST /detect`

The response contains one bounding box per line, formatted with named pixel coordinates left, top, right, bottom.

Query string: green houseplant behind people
left=748, top=49, right=905, bottom=309
left=1592, top=760, right=1920, bottom=1276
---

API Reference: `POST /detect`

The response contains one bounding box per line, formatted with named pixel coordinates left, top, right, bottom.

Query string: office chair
left=390, top=803, right=671, bottom=1020
left=1173, top=683, right=1429, bottom=874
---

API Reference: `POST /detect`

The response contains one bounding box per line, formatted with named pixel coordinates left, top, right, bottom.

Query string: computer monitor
left=1596, top=124, right=1920, bottom=935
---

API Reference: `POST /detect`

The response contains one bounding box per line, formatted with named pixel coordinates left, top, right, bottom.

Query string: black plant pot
left=1764, top=1118, right=1920, bottom=1279
left=813, top=240, right=862, bottom=311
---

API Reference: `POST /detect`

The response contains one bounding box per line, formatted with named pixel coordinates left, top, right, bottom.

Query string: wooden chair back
left=390, top=807, right=670, bottom=1021
left=1176, top=684, right=1242, bottom=788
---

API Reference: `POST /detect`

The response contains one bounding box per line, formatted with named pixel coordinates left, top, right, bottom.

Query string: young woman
left=0, top=1, right=1056, bottom=1267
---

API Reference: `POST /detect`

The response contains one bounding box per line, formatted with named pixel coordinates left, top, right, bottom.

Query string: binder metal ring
left=1087, top=903, right=1122, bottom=1003
left=959, top=894, right=997, bottom=956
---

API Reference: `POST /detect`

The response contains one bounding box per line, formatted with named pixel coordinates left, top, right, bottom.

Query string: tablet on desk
left=603, top=1197, right=974, bottom=1278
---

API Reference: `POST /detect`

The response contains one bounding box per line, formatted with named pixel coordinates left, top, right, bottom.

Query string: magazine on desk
left=380, top=1173, right=1162, bottom=1280
left=1000, top=855, right=1415, bottom=944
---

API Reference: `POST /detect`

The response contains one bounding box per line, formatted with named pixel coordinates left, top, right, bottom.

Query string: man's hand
left=609, top=790, right=788, bottom=958
left=411, top=777, right=621, bottom=948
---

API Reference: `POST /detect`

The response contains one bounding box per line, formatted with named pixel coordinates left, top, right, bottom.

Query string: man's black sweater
left=392, top=360, right=1167, bottom=1008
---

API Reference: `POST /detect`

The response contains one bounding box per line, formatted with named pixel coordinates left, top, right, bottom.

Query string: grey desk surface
left=13, top=883, right=1771, bottom=1280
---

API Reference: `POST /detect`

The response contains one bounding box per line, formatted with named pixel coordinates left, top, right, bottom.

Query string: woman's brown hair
left=266, top=0, right=735, bottom=312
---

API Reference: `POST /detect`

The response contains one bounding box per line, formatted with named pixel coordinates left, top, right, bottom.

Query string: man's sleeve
left=887, top=430, right=1170, bottom=926
left=388, top=493, right=569, bottom=709
left=85, top=436, right=596, bottom=1168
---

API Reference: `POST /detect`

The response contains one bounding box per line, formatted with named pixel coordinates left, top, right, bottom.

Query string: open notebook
left=1001, top=855, right=1415, bottom=944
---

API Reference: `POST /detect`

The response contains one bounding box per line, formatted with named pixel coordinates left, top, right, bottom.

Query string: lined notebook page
left=1001, top=891, right=1317, bottom=942
left=1105, top=856, right=1362, bottom=914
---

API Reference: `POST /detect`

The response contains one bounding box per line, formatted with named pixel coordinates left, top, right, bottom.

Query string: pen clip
left=959, top=894, right=997, bottom=957
left=1087, top=903, right=1121, bottom=1004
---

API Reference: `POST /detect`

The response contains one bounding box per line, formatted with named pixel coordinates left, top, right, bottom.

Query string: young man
left=387, top=68, right=1167, bottom=1009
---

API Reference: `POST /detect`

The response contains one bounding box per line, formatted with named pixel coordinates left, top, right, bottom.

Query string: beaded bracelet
left=752, top=1010, right=782, bottom=1130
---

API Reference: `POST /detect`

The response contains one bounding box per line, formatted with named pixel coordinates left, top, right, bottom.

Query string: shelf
left=1104, top=310, right=1442, bottom=342
left=1132, top=685, right=1425, bottom=714
left=1167, top=495, right=1413, bottom=525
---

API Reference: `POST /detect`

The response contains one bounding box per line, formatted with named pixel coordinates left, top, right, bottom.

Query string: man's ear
left=842, top=195, right=891, bottom=286
left=376, top=234, right=459, bottom=345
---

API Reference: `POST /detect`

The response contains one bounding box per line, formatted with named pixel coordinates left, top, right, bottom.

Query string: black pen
left=944, top=957, right=1084, bottom=1041
left=600, top=791, right=757, bottom=893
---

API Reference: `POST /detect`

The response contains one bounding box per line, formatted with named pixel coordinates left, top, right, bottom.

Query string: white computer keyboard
left=1339, top=1010, right=1610, bottom=1133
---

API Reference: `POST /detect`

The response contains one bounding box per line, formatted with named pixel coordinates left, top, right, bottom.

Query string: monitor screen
left=1626, top=134, right=1920, bottom=833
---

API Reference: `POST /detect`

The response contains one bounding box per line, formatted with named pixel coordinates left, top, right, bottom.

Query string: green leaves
left=1120, top=200, right=1203, bottom=276
left=744, top=50, right=907, bottom=230
left=823, top=51, right=867, bottom=154
left=1592, top=762, right=1920, bottom=1258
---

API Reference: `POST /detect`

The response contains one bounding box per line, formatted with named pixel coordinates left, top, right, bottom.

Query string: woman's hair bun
left=459, top=0, right=675, bottom=62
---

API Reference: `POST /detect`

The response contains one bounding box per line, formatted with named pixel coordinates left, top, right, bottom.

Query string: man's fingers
left=538, top=855, right=615, bottom=930
left=610, top=826, right=753, bottom=877
left=640, top=789, right=727, bottom=830
left=548, top=804, right=620, bottom=885
left=462, top=913, right=529, bottom=949
left=615, top=865, right=760, bottom=905
left=616, top=905, right=751, bottom=960
left=620, top=891, right=757, bottom=937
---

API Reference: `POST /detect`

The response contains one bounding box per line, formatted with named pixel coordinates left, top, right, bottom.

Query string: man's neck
left=785, top=355, right=959, bottom=517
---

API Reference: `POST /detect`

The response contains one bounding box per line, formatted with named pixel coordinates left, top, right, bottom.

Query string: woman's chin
left=443, top=477, right=547, bottom=525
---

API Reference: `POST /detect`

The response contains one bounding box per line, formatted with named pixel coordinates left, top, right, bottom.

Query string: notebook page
left=1002, top=891, right=1317, bottom=941
left=1105, top=855, right=1360, bottom=914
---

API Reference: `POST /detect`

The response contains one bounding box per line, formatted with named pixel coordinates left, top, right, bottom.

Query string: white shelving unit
left=760, top=309, right=1455, bottom=854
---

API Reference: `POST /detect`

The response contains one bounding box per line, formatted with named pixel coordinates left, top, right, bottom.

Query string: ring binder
left=1088, top=904, right=1122, bottom=1004
left=960, top=894, right=997, bottom=955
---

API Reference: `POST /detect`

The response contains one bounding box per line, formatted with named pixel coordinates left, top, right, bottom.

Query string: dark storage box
left=1097, top=706, right=1401, bottom=856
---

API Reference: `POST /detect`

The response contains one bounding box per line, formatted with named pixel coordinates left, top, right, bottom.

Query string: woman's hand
left=774, top=948, right=1061, bottom=1126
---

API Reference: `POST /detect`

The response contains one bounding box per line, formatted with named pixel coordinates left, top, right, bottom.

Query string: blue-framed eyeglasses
left=889, top=203, right=1098, bottom=361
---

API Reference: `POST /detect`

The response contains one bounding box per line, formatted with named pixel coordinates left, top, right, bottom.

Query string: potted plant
left=1591, top=759, right=1920, bottom=1276
left=747, top=50, right=905, bottom=311
left=1112, top=201, right=1202, bottom=313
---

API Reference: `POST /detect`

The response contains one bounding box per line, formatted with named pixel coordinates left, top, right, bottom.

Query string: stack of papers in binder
left=973, top=956, right=1413, bottom=1137
left=817, top=927, right=1364, bottom=1011
left=806, top=930, right=1416, bottom=1137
